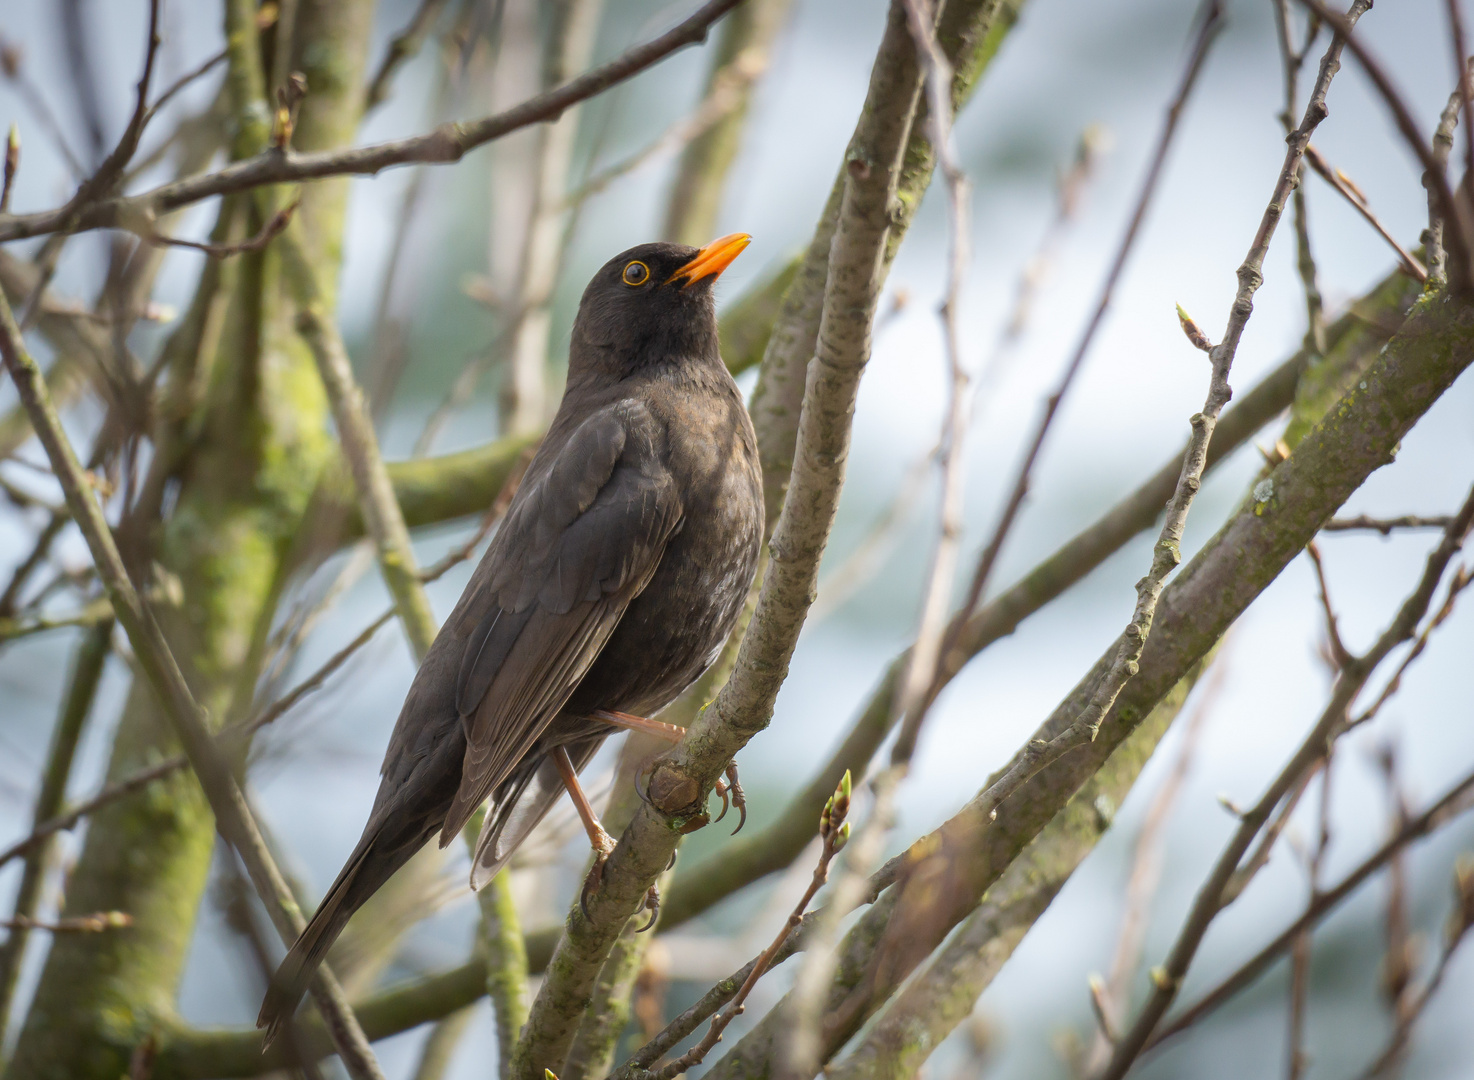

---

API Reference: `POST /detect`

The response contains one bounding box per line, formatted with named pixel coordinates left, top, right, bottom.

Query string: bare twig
left=0, top=754, right=187, bottom=872
left=365, top=0, right=451, bottom=110
left=1352, top=851, right=1474, bottom=1080
left=889, top=0, right=973, bottom=768
left=1425, top=62, right=1472, bottom=286
left=1445, top=0, right=1474, bottom=211
left=0, top=618, right=111, bottom=1040
left=567, top=39, right=769, bottom=209
left=1274, top=0, right=1327, bottom=354
left=0, top=39, right=86, bottom=178
left=1144, top=763, right=1474, bottom=1053
left=1286, top=747, right=1334, bottom=1080
left=497, top=0, right=606, bottom=436
left=953, top=0, right=1353, bottom=842
left=1292, top=0, right=1472, bottom=288
left=649, top=775, right=852, bottom=1080
left=144, top=197, right=300, bottom=258
left=282, top=225, right=437, bottom=660
left=783, top=4, right=973, bottom=1072
left=1098, top=478, right=1474, bottom=1079
left=1324, top=514, right=1455, bottom=534
left=1348, top=563, right=1473, bottom=730
left=0, top=282, right=387, bottom=1080
left=143, top=48, right=229, bottom=126
left=1084, top=654, right=1227, bottom=1075
left=1305, top=540, right=1353, bottom=669
left=944, top=1, right=1222, bottom=657
left=0, top=0, right=748, bottom=244
left=1304, top=145, right=1428, bottom=282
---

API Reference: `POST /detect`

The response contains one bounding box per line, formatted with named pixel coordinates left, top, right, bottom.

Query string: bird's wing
left=436, top=400, right=682, bottom=844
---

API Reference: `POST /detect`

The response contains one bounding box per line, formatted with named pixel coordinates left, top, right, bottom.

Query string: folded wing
left=436, top=400, right=682, bottom=847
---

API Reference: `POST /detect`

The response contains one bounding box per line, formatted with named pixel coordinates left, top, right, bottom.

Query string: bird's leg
left=552, top=747, right=617, bottom=920
left=590, top=709, right=746, bottom=832
left=591, top=708, right=685, bottom=742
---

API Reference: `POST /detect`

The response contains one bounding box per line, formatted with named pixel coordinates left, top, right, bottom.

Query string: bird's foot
left=723, top=760, right=747, bottom=834
left=638, top=882, right=661, bottom=932
left=578, top=824, right=618, bottom=922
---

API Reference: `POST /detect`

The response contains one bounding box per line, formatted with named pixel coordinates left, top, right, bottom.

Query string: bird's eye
left=622, top=261, right=650, bottom=287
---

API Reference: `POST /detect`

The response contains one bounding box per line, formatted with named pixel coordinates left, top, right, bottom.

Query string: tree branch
left=0, top=0, right=747, bottom=244
left=702, top=280, right=1474, bottom=1080
left=0, top=280, right=386, bottom=1080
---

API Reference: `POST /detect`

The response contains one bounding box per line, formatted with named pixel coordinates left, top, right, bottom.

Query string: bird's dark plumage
left=258, top=237, right=763, bottom=1038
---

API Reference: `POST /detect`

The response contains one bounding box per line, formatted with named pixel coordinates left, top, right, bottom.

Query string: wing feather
left=436, top=401, right=680, bottom=845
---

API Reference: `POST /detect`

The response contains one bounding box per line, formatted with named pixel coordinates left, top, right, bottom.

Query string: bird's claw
left=638, top=883, right=661, bottom=932
left=724, top=761, right=747, bottom=834
left=578, top=828, right=618, bottom=922
left=712, top=777, right=731, bottom=824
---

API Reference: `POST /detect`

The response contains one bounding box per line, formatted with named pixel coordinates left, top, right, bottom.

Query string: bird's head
left=569, top=233, right=750, bottom=381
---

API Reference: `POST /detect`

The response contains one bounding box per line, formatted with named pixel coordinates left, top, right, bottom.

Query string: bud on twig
left=1, top=123, right=18, bottom=214
left=272, top=72, right=309, bottom=149
left=820, top=769, right=852, bottom=841
left=1176, top=304, right=1212, bottom=354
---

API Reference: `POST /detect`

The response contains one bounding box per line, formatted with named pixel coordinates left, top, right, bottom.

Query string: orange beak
left=668, top=232, right=751, bottom=287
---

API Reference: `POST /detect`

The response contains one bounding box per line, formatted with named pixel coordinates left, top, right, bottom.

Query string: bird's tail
left=256, top=840, right=379, bottom=1043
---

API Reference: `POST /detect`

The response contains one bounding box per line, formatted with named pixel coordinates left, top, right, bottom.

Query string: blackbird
left=258, top=234, right=763, bottom=1037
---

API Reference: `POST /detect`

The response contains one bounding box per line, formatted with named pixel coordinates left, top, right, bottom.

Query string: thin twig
left=143, top=48, right=229, bottom=126
left=1144, top=763, right=1474, bottom=1053
left=1305, top=540, right=1352, bottom=669
left=1084, top=654, right=1228, bottom=1075
left=1285, top=746, right=1334, bottom=1080
left=365, top=0, right=451, bottom=111
left=0, top=618, right=111, bottom=1041
left=0, top=755, right=187, bottom=872
left=0, top=0, right=748, bottom=244
left=943, top=1, right=1222, bottom=664
left=144, top=197, right=300, bottom=258
left=0, top=278, right=387, bottom=1080
left=1324, top=514, right=1455, bottom=534
left=648, top=775, right=852, bottom=1080
left=1303, top=145, right=1428, bottom=282
left=1098, top=478, right=1474, bottom=1079
left=888, top=0, right=973, bottom=767
left=1445, top=0, right=1474, bottom=212
left=782, top=3, right=975, bottom=1071
left=1352, top=853, right=1474, bottom=1080
left=1274, top=0, right=1326, bottom=355
left=282, top=224, right=437, bottom=660
left=1425, top=61, right=1472, bottom=287
left=1292, top=0, right=1472, bottom=288
left=564, top=47, right=767, bottom=208
left=952, top=0, right=1351, bottom=842
left=1347, top=563, right=1473, bottom=730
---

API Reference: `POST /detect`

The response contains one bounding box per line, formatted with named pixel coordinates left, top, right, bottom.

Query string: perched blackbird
left=258, top=234, right=763, bottom=1037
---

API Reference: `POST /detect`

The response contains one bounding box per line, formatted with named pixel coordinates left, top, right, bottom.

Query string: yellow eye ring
left=622, top=260, right=650, bottom=286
